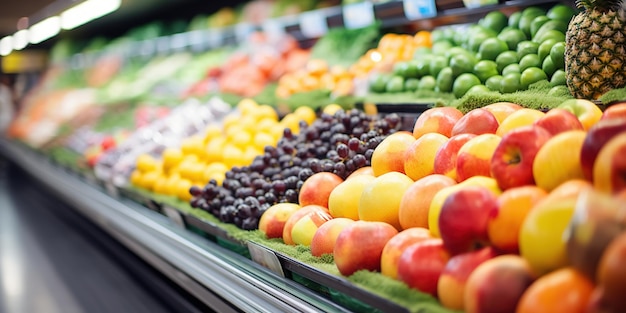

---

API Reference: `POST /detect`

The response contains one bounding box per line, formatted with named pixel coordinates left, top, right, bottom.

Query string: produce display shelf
left=0, top=137, right=351, bottom=313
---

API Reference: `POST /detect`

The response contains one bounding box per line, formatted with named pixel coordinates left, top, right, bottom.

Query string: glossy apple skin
left=594, top=132, right=626, bottom=194
left=601, top=102, right=626, bottom=121
left=371, top=131, right=416, bottom=176
left=398, top=174, right=457, bottom=230
left=434, top=133, right=477, bottom=181
left=298, top=172, right=344, bottom=208
left=404, top=133, right=449, bottom=181
left=334, top=221, right=399, bottom=276
left=290, top=209, right=334, bottom=246
left=282, top=205, right=329, bottom=245
left=533, top=130, right=587, bottom=192
left=310, top=218, right=355, bottom=257
left=596, top=232, right=626, bottom=313
left=496, top=108, right=545, bottom=137
left=259, top=203, right=302, bottom=239
left=483, top=102, right=522, bottom=124
left=534, top=108, right=584, bottom=136
left=456, top=134, right=502, bottom=182
left=581, top=118, right=626, bottom=181
left=397, top=238, right=450, bottom=297
left=558, top=98, right=603, bottom=131
left=437, top=247, right=498, bottom=310
left=451, top=108, right=499, bottom=136
left=380, top=227, right=432, bottom=279
left=438, top=186, right=499, bottom=255
left=413, top=107, right=464, bottom=139
left=490, top=125, right=552, bottom=190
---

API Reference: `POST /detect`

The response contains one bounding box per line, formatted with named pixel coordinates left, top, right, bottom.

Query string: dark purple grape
left=310, top=159, right=321, bottom=173
left=272, top=180, right=286, bottom=194
left=241, top=217, right=258, bottom=230
left=337, top=143, right=349, bottom=158
left=353, top=154, right=367, bottom=167
left=348, top=137, right=360, bottom=151
left=265, top=192, right=277, bottom=204
left=298, top=168, right=314, bottom=181
left=285, top=189, right=298, bottom=203
left=283, top=127, right=293, bottom=139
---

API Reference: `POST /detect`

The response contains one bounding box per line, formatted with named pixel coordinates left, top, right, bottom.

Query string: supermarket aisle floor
left=0, top=160, right=184, bottom=313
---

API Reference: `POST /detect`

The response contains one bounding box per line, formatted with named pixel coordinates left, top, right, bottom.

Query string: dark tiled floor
left=0, top=160, right=196, bottom=313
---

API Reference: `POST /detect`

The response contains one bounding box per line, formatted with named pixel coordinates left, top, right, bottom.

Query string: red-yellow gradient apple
left=258, top=203, right=302, bottom=239
left=533, top=130, right=587, bottom=192
left=412, top=107, right=464, bottom=139
left=464, top=255, right=536, bottom=313
left=310, top=218, right=355, bottom=257
left=437, top=247, right=498, bottom=310
left=456, top=134, right=502, bottom=182
left=596, top=232, right=626, bottom=313
left=451, top=108, right=499, bottom=136
left=298, top=172, right=344, bottom=208
left=328, top=174, right=375, bottom=220
left=380, top=227, right=432, bottom=279
left=483, top=102, right=522, bottom=124
left=496, top=108, right=545, bottom=137
left=334, top=221, right=399, bottom=276
left=558, top=98, right=604, bottom=131
left=487, top=186, right=547, bottom=253
left=398, top=174, right=456, bottom=230
left=397, top=238, right=450, bottom=297
left=371, top=131, right=416, bottom=176
left=291, top=209, right=334, bottom=246
left=534, top=108, right=584, bottom=136
left=359, top=172, right=414, bottom=230
left=282, top=205, right=329, bottom=245
left=438, top=186, right=499, bottom=255
left=490, top=125, right=552, bottom=190
left=580, top=118, right=626, bottom=181
left=601, top=102, right=626, bottom=121
left=593, top=132, right=626, bottom=194
left=404, top=133, right=449, bottom=181
left=346, top=166, right=374, bottom=179
left=434, top=133, right=477, bottom=181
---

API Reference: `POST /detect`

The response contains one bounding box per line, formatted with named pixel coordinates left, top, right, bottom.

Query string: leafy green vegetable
left=311, top=23, right=381, bottom=68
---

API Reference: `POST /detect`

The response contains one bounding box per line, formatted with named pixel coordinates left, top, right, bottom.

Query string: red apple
left=580, top=118, right=626, bottom=181
left=483, top=102, right=522, bottom=124
left=310, top=218, right=355, bottom=257
left=438, top=186, right=499, bottom=255
left=534, top=108, right=584, bottom=136
left=291, top=209, right=333, bottom=246
left=380, top=227, right=432, bottom=279
left=451, top=108, right=499, bottom=136
left=437, top=247, right=498, bottom=310
left=259, top=203, right=302, bottom=239
left=397, top=238, right=450, bottom=297
left=558, top=98, right=603, bottom=131
left=282, top=205, right=329, bottom=245
left=298, top=172, right=344, bottom=208
left=413, top=107, right=464, bottom=139
left=434, top=133, right=477, bottom=181
left=594, top=132, right=626, bottom=194
left=601, top=102, right=626, bottom=121
left=456, top=134, right=502, bottom=182
left=596, top=232, right=626, bottom=313
left=490, top=125, right=552, bottom=190
left=334, top=221, right=399, bottom=276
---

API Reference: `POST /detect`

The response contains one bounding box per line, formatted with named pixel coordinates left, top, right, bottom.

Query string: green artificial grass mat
left=363, top=91, right=455, bottom=107
left=599, top=85, right=626, bottom=105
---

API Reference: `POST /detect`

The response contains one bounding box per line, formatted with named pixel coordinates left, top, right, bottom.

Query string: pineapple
left=565, top=0, right=626, bottom=99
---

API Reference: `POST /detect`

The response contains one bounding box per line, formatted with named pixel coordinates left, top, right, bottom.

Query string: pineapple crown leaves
left=575, top=0, right=625, bottom=11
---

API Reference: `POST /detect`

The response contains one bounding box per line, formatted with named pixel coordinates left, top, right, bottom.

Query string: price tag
left=343, top=2, right=375, bottom=29
left=235, top=23, right=254, bottom=42
left=247, top=241, right=285, bottom=277
left=403, top=0, right=437, bottom=20
left=300, top=10, right=328, bottom=38
left=262, top=19, right=285, bottom=37
left=163, top=205, right=185, bottom=228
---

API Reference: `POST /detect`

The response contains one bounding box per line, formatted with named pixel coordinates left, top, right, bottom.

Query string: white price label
left=262, top=19, right=285, bottom=37
left=163, top=206, right=185, bottom=228
left=403, top=0, right=437, bottom=20
left=300, top=10, right=328, bottom=38
left=343, top=2, right=375, bottom=29
left=235, top=23, right=254, bottom=42
left=247, top=241, right=285, bottom=277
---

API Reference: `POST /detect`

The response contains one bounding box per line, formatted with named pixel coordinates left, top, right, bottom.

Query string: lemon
left=136, top=154, right=159, bottom=173
left=254, top=132, right=275, bottom=151
left=294, top=106, right=317, bottom=125
left=162, top=147, right=183, bottom=172
left=176, top=178, right=194, bottom=202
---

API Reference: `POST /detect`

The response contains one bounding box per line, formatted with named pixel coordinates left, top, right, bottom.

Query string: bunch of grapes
left=189, top=108, right=402, bottom=230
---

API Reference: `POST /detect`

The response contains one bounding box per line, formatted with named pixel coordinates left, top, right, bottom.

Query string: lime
left=415, top=55, right=434, bottom=77
left=467, top=30, right=497, bottom=52
left=500, top=72, right=522, bottom=93
left=429, top=55, right=448, bottom=77
left=436, top=67, right=454, bottom=93
left=478, top=38, right=509, bottom=61
left=453, top=73, right=481, bottom=98
left=393, top=62, right=409, bottom=77
left=386, top=75, right=405, bottom=93
left=542, top=56, right=557, bottom=77
left=530, top=15, right=550, bottom=38
left=538, top=38, right=559, bottom=61
left=480, top=11, right=509, bottom=33
left=550, top=69, right=567, bottom=87
left=496, top=51, right=519, bottom=73
left=519, top=54, right=542, bottom=72
left=485, top=74, right=503, bottom=91
left=519, top=10, right=545, bottom=38
left=517, top=40, right=540, bottom=60
left=550, top=42, right=566, bottom=69
left=418, top=75, right=437, bottom=91
left=498, top=28, right=528, bottom=50
left=502, top=63, right=521, bottom=76
left=369, top=74, right=389, bottom=93
left=405, top=78, right=420, bottom=92
left=445, top=46, right=473, bottom=61
left=522, top=6, right=546, bottom=17
left=508, top=11, right=522, bottom=29
left=466, top=84, right=491, bottom=95
left=533, top=20, right=568, bottom=43
left=450, top=53, right=477, bottom=77
left=414, top=47, right=433, bottom=57
left=520, top=67, right=548, bottom=90
left=404, top=60, right=420, bottom=78
left=473, top=60, right=499, bottom=83
left=431, top=29, right=446, bottom=42
left=547, top=4, right=577, bottom=23
left=534, top=29, right=565, bottom=44
left=432, top=40, right=454, bottom=56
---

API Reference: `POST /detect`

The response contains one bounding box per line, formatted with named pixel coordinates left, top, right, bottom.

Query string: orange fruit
left=414, top=30, right=432, bottom=48
left=516, top=267, right=594, bottom=313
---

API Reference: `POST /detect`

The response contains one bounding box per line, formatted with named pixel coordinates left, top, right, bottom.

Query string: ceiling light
left=61, top=0, right=121, bottom=30
left=29, top=16, right=61, bottom=44
left=0, top=37, right=12, bottom=56
left=13, top=30, right=29, bottom=50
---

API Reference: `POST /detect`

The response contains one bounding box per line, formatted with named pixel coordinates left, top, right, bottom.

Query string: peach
left=487, top=186, right=547, bottom=253
left=532, top=130, right=587, bottom=192
left=592, top=129, right=626, bottom=194
left=334, top=221, right=399, bottom=276
left=310, top=218, right=355, bottom=257
left=496, top=108, right=545, bottom=137
left=380, top=227, right=432, bottom=279
left=258, top=203, right=302, bottom=239
left=451, top=108, right=499, bottom=136
left=282, top=205, right=329, bottom=245
left=397, top=238, right=450, bottom=297
left=291, top=209, right=333, bottom=246
left=398, top=174, right=456, bottom=230
left=464, top=255, right=536, bottom=313
left=328, top=174, right=375, bottom=220
left=433, top=133, right=476, bottom=181
left=404, top=132, right=449, bottom=181
left=482, top=102, right=522, bottom=124
left=298, top=172, right=344, bottom=208
left=456, top=134, right=502, bottom=182
left=412, top=107, right=464, bottom=139
left=371, top=131, right=416, bottom=176
left=359, top=172, right=414, bottom=230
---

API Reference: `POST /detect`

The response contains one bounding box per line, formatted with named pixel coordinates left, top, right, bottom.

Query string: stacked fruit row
left=254, top=99, right=626, bottom=312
